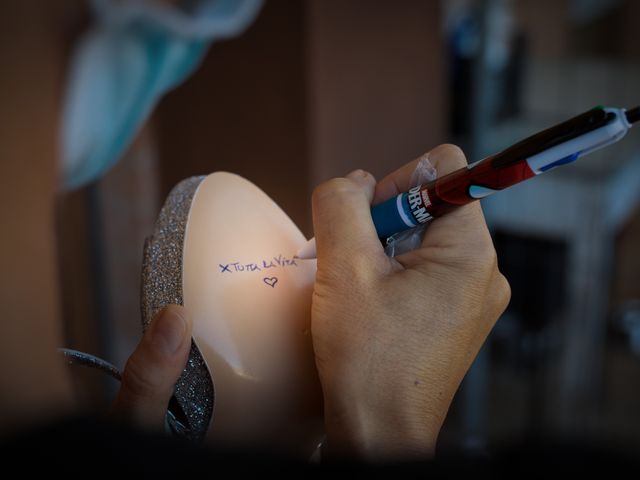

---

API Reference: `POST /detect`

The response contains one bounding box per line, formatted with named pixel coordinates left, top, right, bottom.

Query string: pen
left=295, top=106, right=639, bottom=260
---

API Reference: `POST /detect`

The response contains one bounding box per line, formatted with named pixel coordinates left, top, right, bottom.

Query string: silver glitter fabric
left=58, top=348, right=122, bottom=381
left=141, top=176, right=214, bottom=443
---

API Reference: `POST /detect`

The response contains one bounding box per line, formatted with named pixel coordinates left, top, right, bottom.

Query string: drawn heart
left=263, top=276, right=278, bottom=288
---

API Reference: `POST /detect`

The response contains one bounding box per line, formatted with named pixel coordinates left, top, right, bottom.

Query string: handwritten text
left=219, top=254, right=298, bottom=274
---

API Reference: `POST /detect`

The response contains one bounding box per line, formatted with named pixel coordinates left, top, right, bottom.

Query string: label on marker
left=406, top=185, right=433, bottom=224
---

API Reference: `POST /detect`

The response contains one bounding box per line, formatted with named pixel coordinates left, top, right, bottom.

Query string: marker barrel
left=301, top=106, right=636, bottom=253
left=371, top=155, right=537, bottom=239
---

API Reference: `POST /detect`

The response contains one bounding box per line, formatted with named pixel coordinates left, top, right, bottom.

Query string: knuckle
left=495, top=272, right=512, bottom=310
left=479, top=271, right=511, bottom=327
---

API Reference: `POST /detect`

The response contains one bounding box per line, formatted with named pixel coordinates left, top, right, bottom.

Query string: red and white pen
left=296, top=105, right=639, bottom=260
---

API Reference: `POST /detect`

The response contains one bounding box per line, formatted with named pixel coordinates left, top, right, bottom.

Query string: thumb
left=112, top=305, right=192, bottom=431
left=312, top=169, right=384, bottom=267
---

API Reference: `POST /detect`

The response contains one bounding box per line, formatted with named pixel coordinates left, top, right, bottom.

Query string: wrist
left=321, top=373, right=442, bottom=461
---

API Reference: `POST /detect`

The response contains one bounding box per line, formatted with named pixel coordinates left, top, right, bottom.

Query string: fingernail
left=345, top=169, right=369, bottom=180
left=150, top=306, right=187, bottom=355
left=345, top=169, right=374, bottom=187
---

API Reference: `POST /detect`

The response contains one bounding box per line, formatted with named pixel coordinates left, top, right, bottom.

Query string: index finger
left=388, top=146, right=494, bottom=270
left=373, top=144, right=493, bottom=256
left=373, top=144, right=468, bottom=205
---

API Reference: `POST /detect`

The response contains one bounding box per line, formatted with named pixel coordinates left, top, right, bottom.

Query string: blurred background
left=55, top=0, right=640, bottom=453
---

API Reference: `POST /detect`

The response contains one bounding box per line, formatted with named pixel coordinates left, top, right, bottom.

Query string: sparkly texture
left=141, top=176, right=214, bottom=443
left=58, top=348, right=122, bottom=381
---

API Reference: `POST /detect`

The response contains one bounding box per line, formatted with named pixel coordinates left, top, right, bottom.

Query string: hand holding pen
left=310, top=145, right=511, bottom=460
left=297, top=106, right=639, bottom=259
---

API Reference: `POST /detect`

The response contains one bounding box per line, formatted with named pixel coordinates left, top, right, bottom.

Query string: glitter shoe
left=141, top=173, right=323, bottom=453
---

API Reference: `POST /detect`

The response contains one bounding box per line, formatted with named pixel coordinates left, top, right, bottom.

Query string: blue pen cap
left=371, top=194, right=414, bottom=240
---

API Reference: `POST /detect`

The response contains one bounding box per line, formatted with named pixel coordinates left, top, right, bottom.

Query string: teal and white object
left=60, top=0, right=264, bottom=190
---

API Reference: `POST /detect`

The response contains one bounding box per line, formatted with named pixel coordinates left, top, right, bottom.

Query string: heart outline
left=263, top=276, right=278, bottom=288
